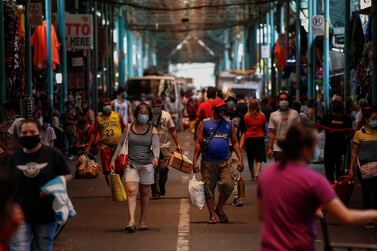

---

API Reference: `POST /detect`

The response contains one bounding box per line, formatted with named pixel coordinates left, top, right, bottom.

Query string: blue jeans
left=10, top=222, right=57, bottom=251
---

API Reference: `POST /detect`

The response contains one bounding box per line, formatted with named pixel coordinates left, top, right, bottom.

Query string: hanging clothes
left=274, top=33, right=287, bottom=71
left=31, top=21, right=60, bottom=70
left=349, top=13, right=365, bottom=69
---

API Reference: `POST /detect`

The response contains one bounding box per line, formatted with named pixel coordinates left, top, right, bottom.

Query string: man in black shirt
left=320, top=95, right=353, bottom=182
left=8, top=119, right=71, bottom=251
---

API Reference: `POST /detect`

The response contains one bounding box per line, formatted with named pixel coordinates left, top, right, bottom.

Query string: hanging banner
left=65, top=14, right=93, bottom=49
left=360, top=0, right=371, bottom=10
left=261, top=45, right=270, bottom=59
left=28, top=3, right=43, bottom=28
left=312, top=15, right=325, bottom=36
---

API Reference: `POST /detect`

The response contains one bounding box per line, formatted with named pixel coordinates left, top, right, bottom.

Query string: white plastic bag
left=188, top=174, right=205, bottom=209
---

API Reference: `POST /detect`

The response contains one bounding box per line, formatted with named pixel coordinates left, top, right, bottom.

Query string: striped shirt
left=353, top=127, right=377, bottom=165
left=128, top=124, right=153, bottom=165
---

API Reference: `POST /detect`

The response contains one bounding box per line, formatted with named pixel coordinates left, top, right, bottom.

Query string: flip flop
left=207, top=218, right=217, bottom=224
left=139, top=223, right=148, bottom=230
left=125, top=225, right=136, bottom=233
left=215, top=208, right=229, bottom=223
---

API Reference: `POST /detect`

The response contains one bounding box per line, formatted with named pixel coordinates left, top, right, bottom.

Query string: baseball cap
left=212, top=98, right=226, bottom=109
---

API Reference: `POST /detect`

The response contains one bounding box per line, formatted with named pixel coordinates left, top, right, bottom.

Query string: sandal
left=125, top=225, right=136, bottom=233
left=207, top=218, right=217, bottom=224
left=139, top=223, right=148, bottom=230
left=215, top=208, right=229, bottom=223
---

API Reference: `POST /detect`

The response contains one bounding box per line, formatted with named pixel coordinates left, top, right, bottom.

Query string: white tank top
left=114, top=99, right=128, bottom=124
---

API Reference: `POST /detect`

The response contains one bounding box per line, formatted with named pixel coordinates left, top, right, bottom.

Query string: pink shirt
left=258, top=162, right=336, bottom=251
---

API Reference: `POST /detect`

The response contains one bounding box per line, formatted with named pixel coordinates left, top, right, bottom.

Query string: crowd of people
left=1, top=85, right=377, bottom=250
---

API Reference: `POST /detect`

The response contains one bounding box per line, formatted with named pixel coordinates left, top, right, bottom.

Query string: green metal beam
left=344, top=0, right=351, bottom=106
left=323, top=0, right=330, bottom=110
left=373, top=0, right=377, bottom=106
left=295, top=0, right=301, bottom=101
left=25, top=0, right=33, bottom=97
left=58, top=0, right=68, bottom=112
left=308, top=0, right=314, bottom=99
left=45, top=0, right=54, bottom=115
left=92, top=0, right=99, bottom=112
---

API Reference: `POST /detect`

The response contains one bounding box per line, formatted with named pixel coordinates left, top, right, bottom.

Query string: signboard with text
left=312, top=15, right=325, bottom=36
left=261, top=45, right=270, bottom=59
left=66, top=14, right=93, bottom=49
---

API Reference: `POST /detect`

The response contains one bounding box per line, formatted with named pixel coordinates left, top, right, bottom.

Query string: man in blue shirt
left=193, top=99, right=244, bottom=224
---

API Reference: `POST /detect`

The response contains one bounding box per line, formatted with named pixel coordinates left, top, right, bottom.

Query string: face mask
left=369, top=120, right=377, bottom=129
left=137, top=114, right=149, bottom=124
left=226, top=101, right=236, bottom=110
left=19, top=135, right=40, bottom=149
left=279, top=101, right=289, bottom=111
left=151, top=107, right=161, bottom=115
left=332, top=105, right=342, bottom=113
left=102, top=105, right=112, bottom=115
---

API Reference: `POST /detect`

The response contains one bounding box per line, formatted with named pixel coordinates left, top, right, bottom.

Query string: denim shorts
left=10, top=222, right=57, bottom=251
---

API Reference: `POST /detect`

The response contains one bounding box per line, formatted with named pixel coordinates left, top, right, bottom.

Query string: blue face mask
left=369, top=120, right=377, bottom=129
left=137, top=114, right=149, bottom=124
left=279, top=101, right=289, bottom=111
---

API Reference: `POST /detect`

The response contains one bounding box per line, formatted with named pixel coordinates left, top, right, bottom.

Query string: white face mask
left=279, top=101, right=289, bottom=111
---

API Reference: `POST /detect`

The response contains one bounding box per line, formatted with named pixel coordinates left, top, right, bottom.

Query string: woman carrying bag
left=111, top=103, right=160, bottom=233
left=348, top=106, right=377, bottom=229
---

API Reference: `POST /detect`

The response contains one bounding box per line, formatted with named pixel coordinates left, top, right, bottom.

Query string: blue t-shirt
left=202, top=118, right=232, bottom=162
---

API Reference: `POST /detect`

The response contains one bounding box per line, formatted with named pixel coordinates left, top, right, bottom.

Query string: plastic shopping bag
left=188, top=174, right=205, bottom=209
left=110, top=172, right=127, bottom=202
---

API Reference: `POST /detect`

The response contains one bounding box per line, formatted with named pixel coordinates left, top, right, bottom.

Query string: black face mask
left=19, top=135, right=40, bottom=149
left=332, top=105, right=343, bottom=113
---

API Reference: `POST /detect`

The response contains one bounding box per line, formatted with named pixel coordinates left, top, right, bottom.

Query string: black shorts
left=245, top=137, right=266, bottom=163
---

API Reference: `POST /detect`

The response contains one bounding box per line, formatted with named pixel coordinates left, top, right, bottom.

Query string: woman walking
left=111, top=103, right=160, bottom=233
left=243, top=99, right=266, bottom=181
left=258, top=124, right=377, bottom=251
left=348, top=106, right=377, bottom=228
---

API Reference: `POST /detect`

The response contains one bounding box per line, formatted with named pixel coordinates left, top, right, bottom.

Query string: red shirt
left=196, top=100, right=214, bottom=120
left=244, top=112, right=266, bottom=138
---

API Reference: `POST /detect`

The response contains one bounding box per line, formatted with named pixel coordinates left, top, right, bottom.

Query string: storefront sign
left=360, top=0, right=371, bottom=10
left=312, top=15, right=325, bottom=36
left=261, top=45, right=270, bottom=59
left=66, top=14, right=93, bottom=49
left=28, top=3, right=43, bottom=27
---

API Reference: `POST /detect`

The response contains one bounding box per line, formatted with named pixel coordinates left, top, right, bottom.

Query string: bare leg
left=126, top=182, right=139, bottom=227
left=205, top=198, right=216, bottom=221
left=248, top=162, right=255, bottom=181
left=255, top=162, right=262, bottom=181
left=139, top=184, right=151, bottom=227
left=216, top=191, right=231, bottom=213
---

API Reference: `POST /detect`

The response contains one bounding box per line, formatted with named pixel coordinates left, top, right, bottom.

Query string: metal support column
left=45, top=0, right=54, bottom=114
left=278, top=4, right=285, bottom=91
left=295, top=0, right=301, bottom=101
left=58, top=0, right=67, bottom=112
left=127, top=30, right=134, bottom=78
left=312, top=0, right=317, bottom=99
left=25, top=0, right=33, bottom=97
left=138, top=35, right=143, bottom=76
left=85, top=1, right=91, bottom=103
left=373, top=0, right=377, bottom=106
left=285, top=0, right=290, bottom=91
left=265, top=12, right=270, bottom=95
left=270, top=4, right=276, bottom=96
left=344, top=0, right=351, bottom=106
left=308, top=0, right=314, bottom=99
left=323, top=0, right=330, bottom=110
left=92, top=0, right=98, bottom=112
left=249, top=24, right=257, bottom=67
left=0, top=0, right=5, bottom=120
left=118, top=11, right=125, bottom=87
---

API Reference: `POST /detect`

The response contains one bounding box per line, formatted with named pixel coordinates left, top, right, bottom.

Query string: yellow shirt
left=97, top=111, right=122, bottom=148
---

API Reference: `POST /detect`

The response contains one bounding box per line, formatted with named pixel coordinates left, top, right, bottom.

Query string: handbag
left=333, top=176, right=355, bottom=206
left=116, top=124, right=130, bottom=169
left=110, top=171, right=127, bottom=202
left=357, top=158, right=377, bottom=179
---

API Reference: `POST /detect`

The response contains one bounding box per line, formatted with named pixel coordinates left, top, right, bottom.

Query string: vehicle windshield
left=126, top=79, right=176, bottom=102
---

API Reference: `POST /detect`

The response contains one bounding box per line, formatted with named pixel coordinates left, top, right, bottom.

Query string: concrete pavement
left=55, top=131, right=377, bottom=251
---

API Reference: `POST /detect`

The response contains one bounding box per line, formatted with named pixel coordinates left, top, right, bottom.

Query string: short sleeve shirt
left=320, top=114, right=352, bottom=153
left=196, top=100, right=214, bottom=120
left=353, top=128, right=377, bottom=165
left=8, top=146, right=71, bottom=224
left=268, top=109, right=301, bottom=152
left=244, top=112, right=266, bottom=138
left=152, top=110, right=175, bottom=149
left=41, top=127, right=57, bottom=146
left=258, top=162, right=337, bottom=251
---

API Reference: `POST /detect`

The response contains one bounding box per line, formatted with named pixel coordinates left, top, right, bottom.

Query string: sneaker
left=152, top=194, right=160, bottom=200
left=233, top=198, right=243, bottom=207
left=364, top=222, right=376, bottom=229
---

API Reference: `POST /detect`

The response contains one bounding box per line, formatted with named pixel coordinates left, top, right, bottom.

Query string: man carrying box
left=151, top=97, right=183, bottom=200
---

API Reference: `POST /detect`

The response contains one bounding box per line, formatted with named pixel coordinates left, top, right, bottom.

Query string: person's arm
left=267, top=129, right=276, bottom=159
left=239, top=133, right=245, bottom=151
left=88, top=110, right=95, bottom=125
left=118, top=114, right=125, bottom=131
left=348, top=143, right=359, bottom=177
left=152, top=127, right=160, bottom=167
left=231, top=121, right=244, bottom=171
left=323, top=198, right=377, bottom=225
left=84, top=118, right=99, bottom=154
left=169, top=127, right=182, bottom=153
left=192, top=121, right=204, bottom=173
left=127, top=101, right=134, bottom=123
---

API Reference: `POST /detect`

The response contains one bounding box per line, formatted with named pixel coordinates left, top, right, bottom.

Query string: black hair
left=19, top=119, right=42, bottom=134
left=2, top=100, right=20, bottom=114
left=362, top=106, right=377, bottom=125
left=0, top=161, right=16, bottom=216
left=151, top=97, right=162, bottom=105
left=278, top=124, right=317, bottom=168
left=116, top=87, right=125, bottom=96
left=134, top=103, right=153, bottom=123
left=207, top=87, right=216, bottom=99
left=292, top=101, right=301, bottom=113
left=216, top=89, right=224, bottom=99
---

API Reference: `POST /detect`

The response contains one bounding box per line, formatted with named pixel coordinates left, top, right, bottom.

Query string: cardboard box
left=168, top=152, right=193, bottom=174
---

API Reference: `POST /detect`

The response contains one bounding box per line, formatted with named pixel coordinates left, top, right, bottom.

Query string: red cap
left=212, top=98, right=226, bottom=110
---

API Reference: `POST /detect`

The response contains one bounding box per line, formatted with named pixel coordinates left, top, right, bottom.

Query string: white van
left=125, top=76, right=181, bottom=130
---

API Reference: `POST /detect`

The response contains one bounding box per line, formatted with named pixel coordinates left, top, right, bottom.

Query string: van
left=125, top=76, right=181, bottom=130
